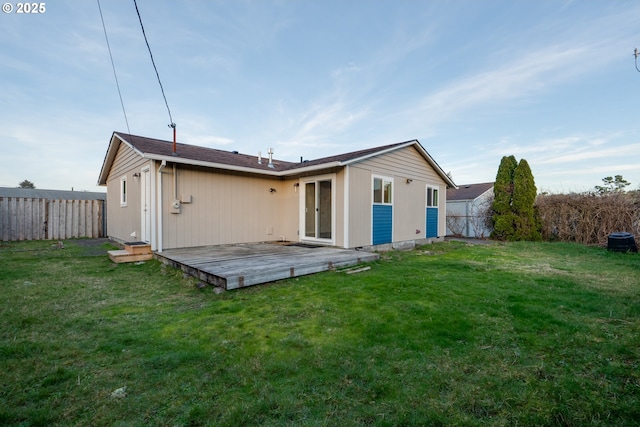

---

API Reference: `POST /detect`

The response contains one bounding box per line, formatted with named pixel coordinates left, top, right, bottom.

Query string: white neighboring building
left=446, top=182, right=494, bottom=238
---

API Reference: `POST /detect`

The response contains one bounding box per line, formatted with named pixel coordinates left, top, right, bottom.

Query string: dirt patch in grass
left=68, top=238, right=116, bottom=256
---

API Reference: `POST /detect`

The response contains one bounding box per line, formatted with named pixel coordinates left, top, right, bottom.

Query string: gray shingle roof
left=98, top=132, right=456, bottom=188
left=446, top=182, right=493, bottom=201
left=117, top=132, right=413, bottom=172
left=120, top=133, right=296, bottom=172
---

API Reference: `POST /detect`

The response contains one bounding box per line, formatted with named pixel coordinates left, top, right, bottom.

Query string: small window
left=384, top=181, right=392, bottom=204
left=373, top=176, right=393, bottom=205
left=120, top=176, right=127, bottom=207
left=427, top=186, right=439, bottom=207
left=373, top=178, right=382, bottom=203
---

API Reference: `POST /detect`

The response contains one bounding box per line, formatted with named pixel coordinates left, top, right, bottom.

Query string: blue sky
left=1, top=0, right=639, bottom=193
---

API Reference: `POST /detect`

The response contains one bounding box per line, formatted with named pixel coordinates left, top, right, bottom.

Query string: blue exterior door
left=372, top=176, right=393, bottom=245
left=373, top=205, right=393, bottom=244
left=426, top=186, right=439, bottom=238
left=426, top=207, right=438, bottom=238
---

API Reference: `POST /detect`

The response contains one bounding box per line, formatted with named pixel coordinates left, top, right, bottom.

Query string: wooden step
left=124, top=243, right=152, bottom=255
left=108, top=249, right=154, bottom=264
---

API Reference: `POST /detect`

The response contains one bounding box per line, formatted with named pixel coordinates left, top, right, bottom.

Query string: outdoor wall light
left=133, top=173, right=140, bottom=179
left=406, top=178, right=413, bottom=184
left=269, top=188, right=277, bottom=193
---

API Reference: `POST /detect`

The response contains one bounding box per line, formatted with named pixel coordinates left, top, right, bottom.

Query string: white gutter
left=173, top=163, right=178, bottom=200
left=142, top=153, right=344, bottom=177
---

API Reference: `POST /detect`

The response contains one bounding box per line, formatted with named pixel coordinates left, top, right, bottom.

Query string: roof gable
left=98, top=132, right=456, bottom=188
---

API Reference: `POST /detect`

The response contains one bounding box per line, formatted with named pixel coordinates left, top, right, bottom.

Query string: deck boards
left=155, top=243, right=379, bottom=290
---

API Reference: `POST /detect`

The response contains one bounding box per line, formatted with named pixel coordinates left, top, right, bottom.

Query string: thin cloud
left=540, top=142, right=640, bottom=165
left=410, top=44, right=595, bottom=128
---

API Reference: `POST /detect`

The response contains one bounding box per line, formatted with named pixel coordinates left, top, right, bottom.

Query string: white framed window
left=427, top=186, right=439, bottom=207
left=373, top=176, right=393, bottom=205
left=120, top=176, right=128, bottom=207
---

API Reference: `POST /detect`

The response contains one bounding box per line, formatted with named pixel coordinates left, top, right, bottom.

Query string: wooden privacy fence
left=0, top=197, right=105, bottom=241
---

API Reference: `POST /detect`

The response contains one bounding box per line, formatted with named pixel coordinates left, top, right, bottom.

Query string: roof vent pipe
left=258, top=151, right=262, bottom=164
left=267, top=148, right=274, bottom=168
left=169, top=123, right=177, bottom=156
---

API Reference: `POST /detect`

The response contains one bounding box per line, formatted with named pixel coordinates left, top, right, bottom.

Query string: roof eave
left=401, top=141, right=457, bottom=189
left=340, top=139, right=457, bottom=188
left=97, top=133, right=158, bottom=185
left=97, top=133, right=122, bottom=186
left=447, top=198, right=475, bottom=202
left=144, top=153, right=343, bottom=177
left=340, top=140, right=417, bottom=166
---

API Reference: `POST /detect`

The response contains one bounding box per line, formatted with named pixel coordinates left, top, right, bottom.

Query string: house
left=97, top=132, right=456, bottom=252
left=446, top=182, right=494, bottom=238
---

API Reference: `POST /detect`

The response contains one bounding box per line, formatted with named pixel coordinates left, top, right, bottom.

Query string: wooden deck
left=155, top=243, right=380, bottom=290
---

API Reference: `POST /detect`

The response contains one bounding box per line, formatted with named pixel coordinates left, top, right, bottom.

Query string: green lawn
left=1, top=239, right=639, bottom=426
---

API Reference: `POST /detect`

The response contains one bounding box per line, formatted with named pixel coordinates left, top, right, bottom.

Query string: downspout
left=465, top=200, right=470, bottom=237
left=173, top=163, right=178, bottom=200
left=157, top=160, right=166, bottom=252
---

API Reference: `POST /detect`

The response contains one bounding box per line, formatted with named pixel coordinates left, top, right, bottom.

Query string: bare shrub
left=536, top=192, right=640, bottom=245
left=469, top=194, right=494, bottom=238
left=446, top=214, right=466, bottom=237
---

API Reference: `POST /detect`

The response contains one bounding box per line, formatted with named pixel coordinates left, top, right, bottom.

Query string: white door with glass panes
left=302, top=178, right=333, bottom=241
left=141, top=167, right=151, bottom=243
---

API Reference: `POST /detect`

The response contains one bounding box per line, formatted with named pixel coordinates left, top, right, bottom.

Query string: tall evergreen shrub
left=491, top=155, right=518, bottom=240
left=512, top=159, right=541, bottom=241
left=491, top=156, right=541, bottom=241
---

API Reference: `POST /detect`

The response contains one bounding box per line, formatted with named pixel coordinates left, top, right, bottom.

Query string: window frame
left=426, top=186, right=439, bottom=207
left=372, top=175, right=393, bottom=205
left=120, top=175, right=128, bottom=207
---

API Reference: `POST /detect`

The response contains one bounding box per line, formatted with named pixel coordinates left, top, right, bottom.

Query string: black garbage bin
left=607, top=232, right=638, bottom=252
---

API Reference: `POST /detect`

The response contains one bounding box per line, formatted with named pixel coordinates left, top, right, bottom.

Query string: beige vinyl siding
left=347, top=145, right=448, bottom=246
left=357, top=145, right=443, bottom=182
left=394, top=174, right=427, bottom=240
left=346, top=166, right=373, bottom=247
left=105, top=143, right=149, bottom=243
left=160, top=164, right=299, bottom=249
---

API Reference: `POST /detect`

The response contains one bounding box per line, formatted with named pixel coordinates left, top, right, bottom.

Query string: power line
left=133, top=0, right=175, bottom=127
left=97, top=0, right=131, bottom=135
